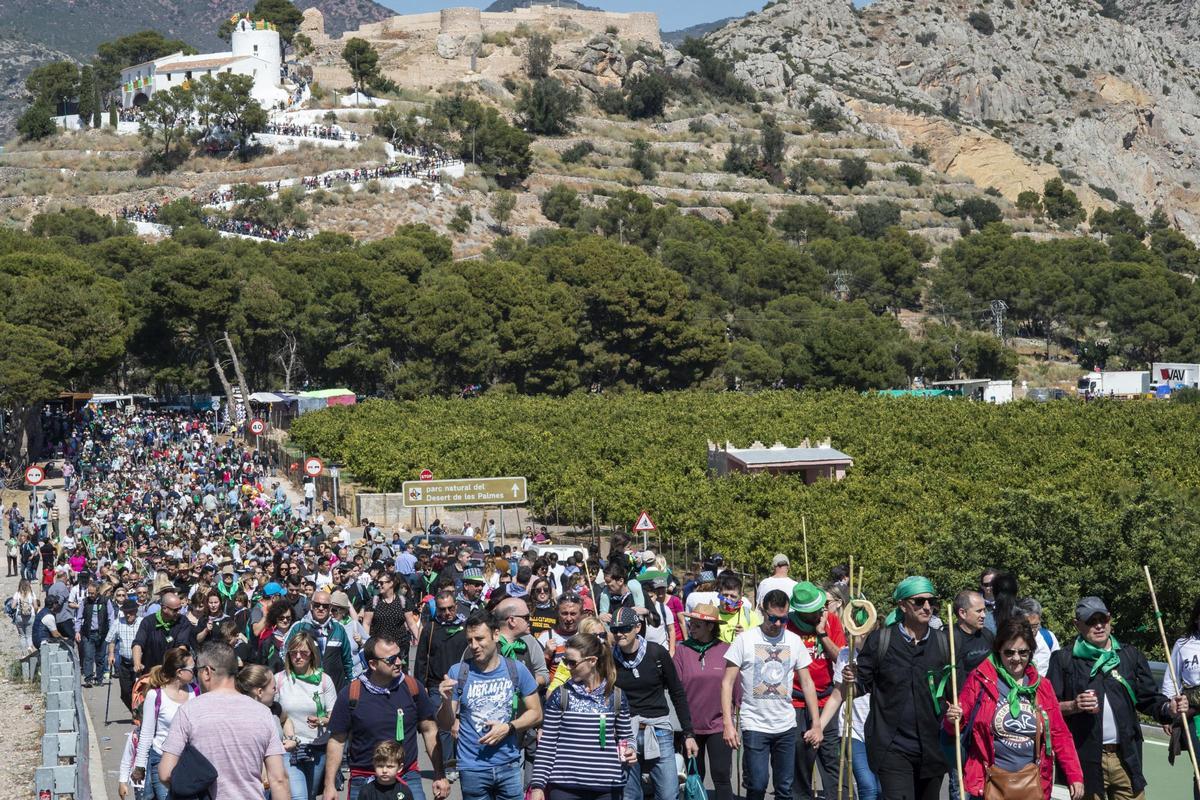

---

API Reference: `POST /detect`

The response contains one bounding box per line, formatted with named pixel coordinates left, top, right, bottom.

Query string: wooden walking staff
left=946, top=601, right=966, bottom=800
left=802, top=516, right=810, bottom=581
left=837, top=557, right=856, bottom=800
left=1144, top=564, right=1200, bottom=791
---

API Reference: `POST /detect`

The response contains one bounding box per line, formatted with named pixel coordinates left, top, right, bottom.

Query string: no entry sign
left=304, top=457, right=323, bottom=477
left=24, top=465, right=45, bottom=486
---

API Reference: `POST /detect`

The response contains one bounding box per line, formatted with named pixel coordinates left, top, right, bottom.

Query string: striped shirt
left=106, top=616, right=140, bottom=660
left=530, top=680, right=632, bottom=790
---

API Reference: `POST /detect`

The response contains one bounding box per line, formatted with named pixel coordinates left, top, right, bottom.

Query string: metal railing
left=30, top=642, right=93, bottom=800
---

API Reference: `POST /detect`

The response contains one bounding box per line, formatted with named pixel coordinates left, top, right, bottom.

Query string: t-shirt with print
left=160, top=691, right=285, bottom=800
left=991, top=692, right=1037, bottom=771
left=725, top=625, right=812, bottom=734
left=452, top=657, right=538, bottom=768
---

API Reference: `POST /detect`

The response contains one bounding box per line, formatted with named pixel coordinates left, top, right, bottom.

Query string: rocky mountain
left=661, top=17, right=738, bottom=45
left=705, top=0, right=1200, bottom=237
left=1120, top=0, right=1200, bottom=36
left=0, top=0, right=393, bottom=140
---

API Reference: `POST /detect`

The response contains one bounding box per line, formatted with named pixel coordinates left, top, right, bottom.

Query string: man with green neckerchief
left=1049, top=596, right=1188, bottom=800
left=847, top=575, right=950, bottom=800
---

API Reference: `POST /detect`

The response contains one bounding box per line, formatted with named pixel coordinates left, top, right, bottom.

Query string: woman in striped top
left=530, top=632, right=636, bottom=800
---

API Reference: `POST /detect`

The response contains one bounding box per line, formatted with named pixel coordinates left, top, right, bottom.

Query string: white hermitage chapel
left=119, top=16, right=290, bottom=110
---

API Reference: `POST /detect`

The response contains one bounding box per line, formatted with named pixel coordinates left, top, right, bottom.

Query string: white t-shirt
left=756, top=576, right=797, bottom=606
left=1163, top=635, right=1200, bottom=697
left=725, top=626, right=812, bottom=734
left=1031, top=627, right=1060, bottom=676
left=833, top=646, right=871, bottom=741
left=645, top=602, right=675, bottom=649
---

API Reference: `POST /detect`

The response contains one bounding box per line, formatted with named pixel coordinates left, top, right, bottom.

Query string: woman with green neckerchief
left=276, top=631, right=337, bottom=800
left=674, top=603, right=740, bottom=800
left=944, top=617, right=1084, bottom=800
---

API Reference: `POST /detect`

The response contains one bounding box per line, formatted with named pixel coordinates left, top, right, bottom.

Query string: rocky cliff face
left=707, top=0, right=1200, bottom=237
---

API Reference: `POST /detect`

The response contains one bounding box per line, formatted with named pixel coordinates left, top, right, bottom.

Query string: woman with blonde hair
left=132, top=646, right=196, bottom=800
left=531, top=632, right=636, bottom=800
left=275, top=631, right=337, bottom=800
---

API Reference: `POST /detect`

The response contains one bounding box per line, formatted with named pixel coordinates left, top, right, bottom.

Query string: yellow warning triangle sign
left=633, top=510, right=656, bottom=532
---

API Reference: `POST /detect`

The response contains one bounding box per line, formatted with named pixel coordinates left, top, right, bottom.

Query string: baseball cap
left=698, top=570, right=716, bottom=583
left=1075, top=596, right=1110, bottom=622
left=641, top=550, right=656, bottom=564
left=771, top=553, right=790, bottom=568
left=613, top=606, right=641, bottom=629
left=462, top=567, right=485, bottom=584
left=263, top=582, right=286, bottom=598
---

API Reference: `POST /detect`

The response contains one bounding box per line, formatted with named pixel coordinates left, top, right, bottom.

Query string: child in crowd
left=356, top=740, right=415, bottom=800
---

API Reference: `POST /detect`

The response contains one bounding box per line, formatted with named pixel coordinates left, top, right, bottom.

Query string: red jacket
left=945, top=657, right=1083, bottom=799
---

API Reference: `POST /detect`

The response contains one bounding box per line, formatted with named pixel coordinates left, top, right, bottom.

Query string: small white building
left=120, top=17, right=288, bottom=110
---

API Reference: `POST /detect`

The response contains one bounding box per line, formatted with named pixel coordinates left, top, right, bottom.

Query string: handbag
left=683, top=757, right=707, bottom=800
left=983, top=703, right=1045, bottom=800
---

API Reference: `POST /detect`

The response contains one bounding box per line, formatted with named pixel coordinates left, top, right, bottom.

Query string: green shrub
left=838, top=157, right=870, bottom=189
left=561, top=141, right=595, bottom=164
left=894, top=164, right=923, bottom=186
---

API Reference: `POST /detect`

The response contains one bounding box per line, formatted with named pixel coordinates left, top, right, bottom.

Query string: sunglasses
left=1086, top=616, right=1110, bottom=628
left=563, top=656, right=595, bottom=669
left=373, top=653, right=403, bottom=665
left=288, top=650, right=310, bottom=657
left=907, top=597, right=937, bottom=608
left=610, top=625, right=635, bottom=635
left=310, top=602, right=331, bottom=610
left=1002, top=648, right=1031, bottom=658
left=765, top=614, right=789, bottom=624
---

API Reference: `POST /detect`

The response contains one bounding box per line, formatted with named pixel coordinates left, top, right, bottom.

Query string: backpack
left=559, top=682, right=623, bottom=715
left=874, top=622, right=950, bottom=665
left=453, top=655, right=523, bottom=717
left=347, top=673, right=422, bottom=716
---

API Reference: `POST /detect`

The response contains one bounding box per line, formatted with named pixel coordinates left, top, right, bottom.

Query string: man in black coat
left=850, top=575, right=950, bottom=800
left=131, top=589, right=194, bottom=675
left=77, top=582, right=110, bottom=686
left=1049, top=596, right=1188, bottom=800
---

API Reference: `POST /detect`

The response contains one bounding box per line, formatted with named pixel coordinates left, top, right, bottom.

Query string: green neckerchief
left=154, top=611, right=171, bottom=632
left=216, top=579, right=240, bottom=600
left=499, top=635, right=527, bottom=658
left=1073, top=635, right=1137, bottom=707
left=289, top=667, right=324, bottom=686
left=990, top=655, right=1054, bottom=759
left=681, top=638, right=720, bottom=657
left=927, top=664, right=953, bottom=715
left=990, top=654, right=1041, bottom=717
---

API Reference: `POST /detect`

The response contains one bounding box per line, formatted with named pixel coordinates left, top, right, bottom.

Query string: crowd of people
left=117, top=204, right=310, bottom=243
left=298, top=155, right=459, bottom=191
left=11, top=406, right=1200, bottom=800
left=265, top=123, right=360, bottom=142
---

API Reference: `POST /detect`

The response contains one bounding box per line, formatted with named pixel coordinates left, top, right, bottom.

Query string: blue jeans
left=941, top=731, right=965, bottom=800
left=849, top=738, right=880, bottom=800
left=142, top=748, right=168, bottom=800
left=741, top=727, right=795, bottom=800
left=623, top=728, right=678, bottom=800
left=80, top=632, right=104, bottom=682
left=348, top=768, right=424, bottom=800
left=286, top=749, right=326, bottom=800
left=460, top=761, right=523, bottom=800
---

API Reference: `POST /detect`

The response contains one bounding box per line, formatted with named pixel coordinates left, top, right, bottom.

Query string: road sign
left=249, top=418, right=266, bottom=435
left=402, top=476, right=527, bottom=508
left=211, top=398, right=220, bottom=410
left=24, top=465, right=45, bottom=486
left=419, top=469, right=434, bottom=481
left=304, top=457, right=323, bottom=477
left=633, top=510, right=656, bottom=532
left=329, top=466, right=339, bottom=479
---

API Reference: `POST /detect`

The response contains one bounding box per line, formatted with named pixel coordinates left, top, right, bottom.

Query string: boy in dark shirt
left=358, top=741, right=415, bottom=800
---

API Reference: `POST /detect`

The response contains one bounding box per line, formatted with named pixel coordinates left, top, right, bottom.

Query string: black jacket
left=413, top=618, right=467, bottom=689
left=79, top=597, right=110, bottom=641
left=855, top=623, right=950, bottom=777
left=1048, top=640, right=1172, bottom=797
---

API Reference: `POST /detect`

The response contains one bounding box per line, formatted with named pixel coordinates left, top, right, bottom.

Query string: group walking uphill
left=13, top=407, right=1200, bottom=800
left=117, top=203, right=309, bottom=243
left=265, top=122, right=361, bottom=142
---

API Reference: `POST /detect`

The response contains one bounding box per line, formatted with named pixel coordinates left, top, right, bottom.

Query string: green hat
left=892, top=575, right=935, bottom=602
left=886, top=575, right=936, bottom=625
left=790, top=581, right=827, bottom=614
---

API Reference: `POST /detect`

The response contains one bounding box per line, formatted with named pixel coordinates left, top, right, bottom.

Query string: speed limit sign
left=303, top=457, right=323, bottom=477
left=249, top=418, right=266, bottom=435
left=24, top=465, right=45, bottom=486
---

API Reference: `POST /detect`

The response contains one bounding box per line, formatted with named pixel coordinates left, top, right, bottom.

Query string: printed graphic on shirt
left=463, top=676, right=514, bottom=730
left=992, top=695, right=1037, bottom=771
left=751, top=643, right=792, bottom=700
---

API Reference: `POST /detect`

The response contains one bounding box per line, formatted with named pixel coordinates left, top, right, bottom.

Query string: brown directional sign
left=401, top=477, right=527, bottom=507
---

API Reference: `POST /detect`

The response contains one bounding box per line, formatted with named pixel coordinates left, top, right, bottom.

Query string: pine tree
left=77, top=66, right=96, bottom=129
